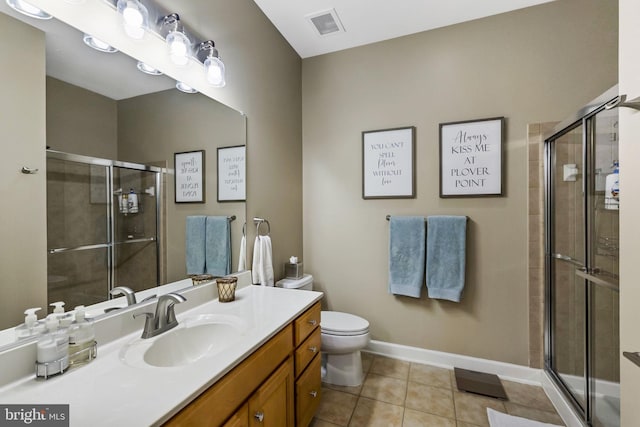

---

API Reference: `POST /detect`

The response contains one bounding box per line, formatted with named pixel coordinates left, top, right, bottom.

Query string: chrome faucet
left=133, top=293, right=187, bottom=339
left=110, top=286, right=137, bottom=306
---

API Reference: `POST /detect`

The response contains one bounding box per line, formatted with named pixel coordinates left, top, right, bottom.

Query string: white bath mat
left=487, top=408, right=563, bottom=427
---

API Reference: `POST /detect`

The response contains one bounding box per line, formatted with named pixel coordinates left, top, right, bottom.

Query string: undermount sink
left=120, top=314, right=247, bottom=368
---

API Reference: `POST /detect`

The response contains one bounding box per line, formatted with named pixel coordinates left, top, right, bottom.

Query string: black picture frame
left=174, top=150, right=205, bottom=203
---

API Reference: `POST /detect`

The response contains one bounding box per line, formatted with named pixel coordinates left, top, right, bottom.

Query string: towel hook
left=253, top=217, right=271, bottom=236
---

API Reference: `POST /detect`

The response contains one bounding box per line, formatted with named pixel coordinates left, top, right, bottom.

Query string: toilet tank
left=275, top=274, right=313, bottom=291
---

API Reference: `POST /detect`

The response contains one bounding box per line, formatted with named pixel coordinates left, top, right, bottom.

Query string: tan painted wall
left=46, top=77, right=118, bottom=159
left=618, top=0, right=640, bottom=423
left=117, top=90, right=245, bottom=282
left=0, top=14, right=47, bottom=329
left=302, top=0, right=617, bottom=365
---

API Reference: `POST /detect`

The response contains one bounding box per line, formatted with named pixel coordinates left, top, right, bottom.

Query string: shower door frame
left=46, top=150, right=164, bottom=300
left=543, top=86, right=619, bottom=426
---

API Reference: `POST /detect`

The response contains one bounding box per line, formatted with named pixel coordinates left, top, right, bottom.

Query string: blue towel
left=205, top=216, right=231, bottom=277
left=186, top=216, right=206, bottom=275
left=426, top=216, right=467, bottom=302
left=388, top=216, right=426, bottom=298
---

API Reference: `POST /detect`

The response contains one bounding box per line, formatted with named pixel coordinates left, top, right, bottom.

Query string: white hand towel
left=238, top=235, right=246, bottom=272
left=251, top=235, right=274, bottom=286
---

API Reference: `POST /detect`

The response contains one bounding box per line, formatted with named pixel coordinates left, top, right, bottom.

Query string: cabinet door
left=249, top=357, right=294, bottom=427
left=224, top=403, right=249, bottom=427
left=296, top=354, right=322, bottom=427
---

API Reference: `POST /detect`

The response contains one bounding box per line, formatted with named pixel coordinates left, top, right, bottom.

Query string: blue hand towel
left=388, top=216, right=426, bottom=298
left=205, top=216, right=231, bottom=277
left=186, top=216, right=206, bottom=275
left=426, top=216, right=467, bottom=302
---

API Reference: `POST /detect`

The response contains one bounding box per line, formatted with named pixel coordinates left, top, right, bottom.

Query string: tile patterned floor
left=310, top=353, right=565, bottom=427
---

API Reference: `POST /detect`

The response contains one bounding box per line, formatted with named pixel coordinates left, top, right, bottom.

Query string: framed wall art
left=439, top=117, right=504, bottom=198
left=362, top=126, right=416, bottom=199
left=217, top=145, right=246, bottom=202
left=174, top=150, right=205, bottom=203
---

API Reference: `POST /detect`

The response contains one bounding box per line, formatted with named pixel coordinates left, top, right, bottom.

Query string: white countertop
left=0, top=286, right=323, bottom=426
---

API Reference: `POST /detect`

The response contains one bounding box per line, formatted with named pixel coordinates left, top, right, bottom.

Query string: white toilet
left=276, top=274, right=370, bottom=387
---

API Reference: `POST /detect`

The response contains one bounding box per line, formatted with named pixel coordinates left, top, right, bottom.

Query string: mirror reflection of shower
left=46, top=150, right=164, bottom=312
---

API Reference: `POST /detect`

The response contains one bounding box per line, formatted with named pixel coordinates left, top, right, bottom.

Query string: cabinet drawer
left=295, top=327, right=321, bottom=378
left=296, top=354, right=322, bottom=427
left=294, top=302, right=321, bottom=347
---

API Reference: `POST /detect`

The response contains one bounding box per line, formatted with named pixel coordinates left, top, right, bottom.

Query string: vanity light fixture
left=83, top=34, right=119, bottom=53
left=162, top=13, right=191, bottom=66
left=136, top=61, right=163, bottom=75
left=6, top=0, right=52, bottom=19
left=116, top=0, right=148, bottom=40
left=176, top=81, right=198, bottom=94
left=198, top=40, right=226, bottom=88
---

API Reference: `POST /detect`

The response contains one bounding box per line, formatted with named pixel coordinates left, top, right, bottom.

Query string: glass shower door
left=112, top=166, right=159, bottom=293
left=549, top=122, right=587, bottom=410
left=47, top=155, right=111, bottom=311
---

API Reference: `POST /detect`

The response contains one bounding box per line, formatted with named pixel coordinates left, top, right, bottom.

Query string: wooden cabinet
left=293, top=302, right=322, bottom=427
left=165, top=301, right=322, bottom=427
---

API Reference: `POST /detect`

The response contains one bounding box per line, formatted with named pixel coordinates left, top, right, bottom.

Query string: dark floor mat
left=454, top=367, right=508, bottom=400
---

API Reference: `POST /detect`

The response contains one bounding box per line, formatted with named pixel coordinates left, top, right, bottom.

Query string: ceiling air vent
left=305, top=9, right=345, bottom=36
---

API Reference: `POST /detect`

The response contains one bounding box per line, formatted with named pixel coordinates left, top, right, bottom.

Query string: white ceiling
left=252, top=0, right=556, bottom=58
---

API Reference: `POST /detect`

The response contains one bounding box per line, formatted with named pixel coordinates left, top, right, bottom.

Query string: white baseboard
left=364, top=339, right=584, bottom=427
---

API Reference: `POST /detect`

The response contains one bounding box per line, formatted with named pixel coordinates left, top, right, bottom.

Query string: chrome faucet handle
left=133, top=312, right=155, bottom=339
left=111, top=286, right=137, bottom=306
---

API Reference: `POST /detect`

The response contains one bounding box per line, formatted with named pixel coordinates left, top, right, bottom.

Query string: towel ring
left=253, top=217, right=271, bottom=236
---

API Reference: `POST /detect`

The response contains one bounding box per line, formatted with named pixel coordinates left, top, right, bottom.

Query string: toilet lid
left=321, top=311, right=369, bottom=336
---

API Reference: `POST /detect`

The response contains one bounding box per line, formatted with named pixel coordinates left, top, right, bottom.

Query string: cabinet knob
left=254, top=412, right=264, bottom=422
left=308, top=346, right=318, bottom=353
left=308, top=319, right=318, bottom=326
left=309, top=390, right=318, bottom=398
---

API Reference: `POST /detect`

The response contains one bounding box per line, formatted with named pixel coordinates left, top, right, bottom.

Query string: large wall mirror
left=0, top=4, right=247, bottom=342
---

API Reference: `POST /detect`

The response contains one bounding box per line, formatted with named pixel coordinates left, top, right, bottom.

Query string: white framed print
left=362, top=126, right=416, bottom=199
left=174, top=150, right=205, bottom=203
left=439, top=117, right=504, bottom=198
left=217, top=145, right=246, bottom=202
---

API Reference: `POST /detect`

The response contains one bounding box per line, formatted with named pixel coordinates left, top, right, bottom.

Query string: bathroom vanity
left=0, top=278, right=323, bottom=427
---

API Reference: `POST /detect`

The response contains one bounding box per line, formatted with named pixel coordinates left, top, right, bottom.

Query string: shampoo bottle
left=36, top=315, right=69, bottom=377
left=605, top=161, right=620, bottom=210
left=15, top=307, right=45, bottom=340
left=68, top=306, right=96, bottom=366
left=127, top=188, right=139, bottom=214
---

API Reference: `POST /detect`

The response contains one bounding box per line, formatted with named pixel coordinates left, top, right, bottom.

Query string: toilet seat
left=321, top=311, right=369, bottom=336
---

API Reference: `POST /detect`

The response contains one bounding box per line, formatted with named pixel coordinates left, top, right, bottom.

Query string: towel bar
left=386, top=215, right=469, bottom=221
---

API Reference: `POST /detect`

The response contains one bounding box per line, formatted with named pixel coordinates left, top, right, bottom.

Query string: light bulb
left=205, top=56, right=226, bottom=87
left=117, top=0, right=148, bottom=40
left=166, top=31, right=191, bottom=66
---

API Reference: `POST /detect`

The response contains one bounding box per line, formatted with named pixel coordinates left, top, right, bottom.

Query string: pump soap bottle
left=36, top=315, right=69, bottom=378
left=605, top=161, right=620, bottom=210
left=68, top=306, right=96, bottom=366
left=15, top=308, right=45, bottom=339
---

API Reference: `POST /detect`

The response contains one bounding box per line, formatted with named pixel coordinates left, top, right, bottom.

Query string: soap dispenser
left=68, top=306, right=96, bottom=366
left=127, top=188, right=139, bottom=214
left=36, top=315, right=69, bottom=378
left=15, top=307, right=45, bottom=340
left=50, top=301, right=65, bottom=314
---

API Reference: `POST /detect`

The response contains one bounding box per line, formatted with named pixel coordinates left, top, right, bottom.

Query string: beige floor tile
left=502, top=380, right=557, bottom=412
left=370, top=356, right=410, bottom=380
left=402, top=408, right=455, bottom=427
left=361, top=373, right=408, bottom=406
left=504, top=403, right=565, bottom=425
left=409, top=364, right=452, bottom=389
left=349, top=397, right=404, bottom=427
left=405, top=382, right=455, bottom=419
left=323, top=375, right=366, bottom=396
left=311, top=418, right=343, bottom=427
left=456, top=422, right=483, bottom=427
left=453, top=392, right=506, bottom=427
left=315, top=387, right=359, bottom=426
